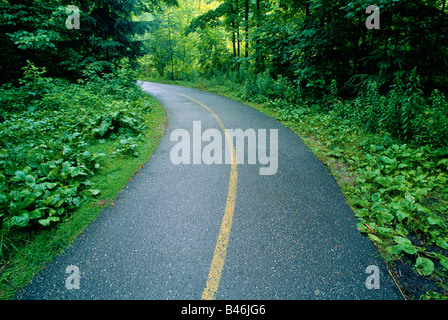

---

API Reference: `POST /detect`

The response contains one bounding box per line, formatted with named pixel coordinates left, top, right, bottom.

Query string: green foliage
left=240, top=71, right=299, bottom=105
left=169, top=0, right=448, bottom=98
left=137, top=0, right=230, bottom=80
left=295, top=96, right=448, bottom=292
left=332, top=71, right=448, bottom=148
left=0, top=63, right=151, bottom=259
left=351, top=142, right=448, bottom=259
left=186, top=1, right=230, bottom=34
left=0, top=0, right=178, bottom=84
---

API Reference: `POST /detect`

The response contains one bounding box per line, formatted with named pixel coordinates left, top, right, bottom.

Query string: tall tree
left=173, top=0, right=448, bottom=95
left=244, top=0, right=249, bottom=58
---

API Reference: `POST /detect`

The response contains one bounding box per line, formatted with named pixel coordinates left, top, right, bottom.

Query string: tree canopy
left=0, top=0, right=178, bottom=83
left=139, top=0, right=447, bottom=98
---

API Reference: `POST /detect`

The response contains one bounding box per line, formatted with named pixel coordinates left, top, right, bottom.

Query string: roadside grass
left=0, top=96, right=166, bottom=300
left=161, top=78, right=448, bottom=300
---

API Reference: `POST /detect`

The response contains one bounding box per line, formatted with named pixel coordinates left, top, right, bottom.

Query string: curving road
left=15, top=82, right=402, bottom=300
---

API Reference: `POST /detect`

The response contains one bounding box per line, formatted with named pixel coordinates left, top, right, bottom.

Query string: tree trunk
left=255, top=0, right=261, bottom=70
left=168, top=15, right=174, bottom=80
left=305, top=0, right=310, bottom=17
left=236, top=0, right=240, bottom=58
left=231, top=0, right=237, bottom=58
left=435, top=0, right=446, bottom=48
left=353, top=13, right=363, bottom=75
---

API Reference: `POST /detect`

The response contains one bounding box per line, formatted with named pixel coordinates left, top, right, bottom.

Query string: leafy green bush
left=0, top=61, right=52, bottom=113
left=0, top=65, right=151, bottom=258
left=240, top=71, right=298, bottom=105
left=351, top=142, right=448, bottom=276
left=0, top=103, right=105, bottom=248
left=332, top=71, right=448, bottom=148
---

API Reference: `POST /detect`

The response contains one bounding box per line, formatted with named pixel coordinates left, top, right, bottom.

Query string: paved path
left=16, top=82, right=402, bottom=300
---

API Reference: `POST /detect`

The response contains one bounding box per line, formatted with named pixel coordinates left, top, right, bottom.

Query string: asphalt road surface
left=16, top=82, right=402, bottom=300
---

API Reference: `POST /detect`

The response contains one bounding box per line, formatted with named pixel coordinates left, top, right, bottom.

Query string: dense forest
left=137, top=0, right=448, bottom=145
left=1, top=0, right=448, bottom=299
left=145, top=0, right=448, bottom=94
left=3, top=0, right=447, bottom=96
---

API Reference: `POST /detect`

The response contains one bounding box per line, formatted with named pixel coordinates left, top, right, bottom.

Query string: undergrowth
left=0, top=61, right=154, bottom=261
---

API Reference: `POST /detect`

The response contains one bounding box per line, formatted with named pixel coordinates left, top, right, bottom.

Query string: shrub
left=332, top=71, right=448, bottom=148
left=0, top=68, right=151, bottom=258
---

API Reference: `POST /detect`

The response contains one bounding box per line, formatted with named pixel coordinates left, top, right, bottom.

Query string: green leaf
left=393, top=236, right=417, bottom=255
left=386, top=245, right=401, bottom=256
left=38, top=216, right=60, bottom=227
left=29, top=209, right=42, bottom=220
left=11, top=212, right=30, bottom=228
left=397, top=243, right=417, bottom=255
left=15, top=170, right=27, bottom=180
left=49, top=167, right=60, bottom=179
left=357, top=222, right=368, bottom=233
left=87, top=189, right=101, bottom=196
left=70, top=167, right=86, bottom=178
left=0, top=192, right=7, bottom=204
left=436, top=239, right=448, bottom=250
left=73, top=197, right=81, bottom=207
left=25, top=174, right=36, bottom=185
left=45, top=182, right=58, bottom=189
left=5, top=162, right=17, bottom=175
left=395, top=210, right=409, bottom=222
left=395, top=223, right=409, bottom=237
left=404, top=192, right=415, bottom=204
left=82, top=151, right=92, bottom=159
left=427, top=216, right=444, bottom=227
left=415, top=256, right=434, bottom=276
left=43, top=195, right=54, bottom=205
left=54, top=199, right=64, bottom=207
left=436, top=255, right=448, bottom=271
left=380, top=213, right=395, bottom=224
left=40, top=163, right=51, bottom=176
left=380, top=155, right=394, bottom=165
left=371, top=192, right=381, bottom=202
left=377, top=226, right=393, bottom=236
left=21, top=195, right=35, bottom=209
left=368, top=234, right=383, bottom=243
left=393, top=236, right=412, bottom=245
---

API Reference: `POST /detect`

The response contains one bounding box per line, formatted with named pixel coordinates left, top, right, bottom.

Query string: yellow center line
left=167, top=90, right=238, bottom=300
